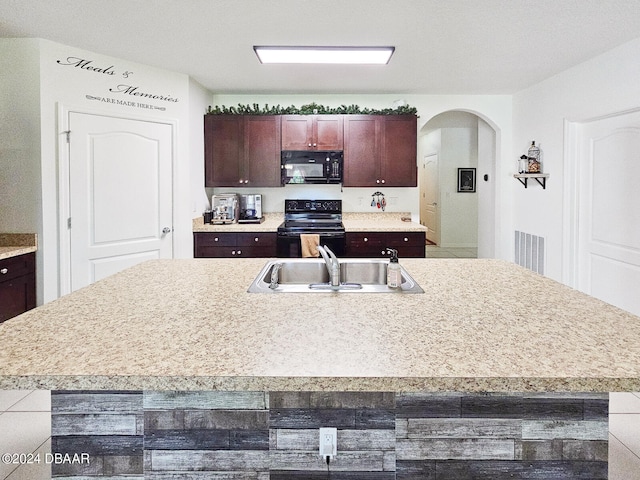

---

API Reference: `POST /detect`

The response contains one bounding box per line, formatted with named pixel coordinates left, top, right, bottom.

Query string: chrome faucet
left=316, top=245, right=341, bottom=287
left=269, top=262, right=283, bottom=289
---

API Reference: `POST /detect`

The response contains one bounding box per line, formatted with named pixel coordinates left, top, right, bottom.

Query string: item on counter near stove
left=211, top=194, right=239, bottom=224
left=203, top=209, right=213, bottom=224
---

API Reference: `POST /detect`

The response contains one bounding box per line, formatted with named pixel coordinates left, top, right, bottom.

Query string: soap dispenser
left=386, top=248, right=401, bottom=288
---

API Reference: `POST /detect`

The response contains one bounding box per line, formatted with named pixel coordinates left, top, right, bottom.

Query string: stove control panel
left=284, top=199, right=342, bottom=213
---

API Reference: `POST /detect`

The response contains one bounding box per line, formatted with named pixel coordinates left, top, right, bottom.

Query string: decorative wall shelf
left=514, top=173, right=549, bottom=189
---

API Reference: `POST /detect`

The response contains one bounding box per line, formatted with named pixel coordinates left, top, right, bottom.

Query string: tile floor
left=425, top=245, right=478, bottom=258
left=0, top=390, right=638, bottom=479
left=0, top=246, right=637, bottom=479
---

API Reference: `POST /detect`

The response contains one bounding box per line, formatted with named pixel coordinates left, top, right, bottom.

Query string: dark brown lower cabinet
left=346, top=231, right=425, bottom=258
left=194, top=232, right=277, bottom=258
left=0, top=252, right=36, bottom=323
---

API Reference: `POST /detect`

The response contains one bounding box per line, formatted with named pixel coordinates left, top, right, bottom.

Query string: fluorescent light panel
left=254, top=46, right=395, bottom=65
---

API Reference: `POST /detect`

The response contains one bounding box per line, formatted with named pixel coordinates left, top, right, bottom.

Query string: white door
left=577, top=110, right=640, bottom=316
left=420, top=153, right=439, bottom=245
left=69, top=112, right=173, bottom=291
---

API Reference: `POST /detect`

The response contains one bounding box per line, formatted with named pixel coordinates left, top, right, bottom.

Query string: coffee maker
left=211, top=194, right=239, bottom=224
left=238, top=194, right=263, bottom=223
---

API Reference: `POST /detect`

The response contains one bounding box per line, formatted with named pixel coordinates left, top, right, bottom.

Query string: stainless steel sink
left=247, top=259, right=424, bottom=293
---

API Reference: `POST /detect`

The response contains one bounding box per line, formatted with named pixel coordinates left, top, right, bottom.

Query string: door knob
left=162, top=227, right=172, bottom=234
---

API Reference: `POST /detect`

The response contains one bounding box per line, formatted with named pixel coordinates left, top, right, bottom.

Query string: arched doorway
left=418, top=110, right=497, bottom=258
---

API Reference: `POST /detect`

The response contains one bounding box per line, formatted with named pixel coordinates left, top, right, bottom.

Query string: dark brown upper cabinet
left=281, top=115, right=343, bottom=151
left=205, top=115, right=281, bottom=187
left=343, top=115, right=417, bottom=187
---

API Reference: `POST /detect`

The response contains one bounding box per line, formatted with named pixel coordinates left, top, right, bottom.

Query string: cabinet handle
left=381, top=179, right=385, bottom=184
left=0, top=268, right=7, bottom=274
left=313, top=143, right=317, bottom=147
left=254, top=237, right=259, bottom=242
left=239, top=179, right=244, bottom=184
left=381, top=250, right=387, bottom=255
left=308, top=143, right=312, bottom=147
left=214, top=237, right=219, bottom=242
left=237, top=250, right=242, bottom=255
left=404, top=237, right=408, bottom=242
left=364, top=237, right=368, bottom=242
left=376, top=179, right=380, bottom=184
left=244, top=180, right=249, bottom=184
left=232, top=250, right=236, bottom=255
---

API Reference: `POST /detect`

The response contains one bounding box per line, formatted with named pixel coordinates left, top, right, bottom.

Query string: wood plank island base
left=51, top=390, right=608, bottom=479
left=3, top=258, right=640, bottom=479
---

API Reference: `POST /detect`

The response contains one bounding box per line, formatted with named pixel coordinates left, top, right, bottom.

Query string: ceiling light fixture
left=253, top=46, right=395, bottom=65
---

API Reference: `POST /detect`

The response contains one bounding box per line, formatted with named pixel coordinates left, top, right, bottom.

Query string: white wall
left=513, top=37, right=640, bottom=282
left=188, top=77, right=212, bottom=239
left=1, top=38, right=210, bottom=303
left=478, top=118, right=496, bottom=258
left=440, top=127, right=478, bottom=248
left=0, top=39, right=41, bottom=232
left=419, top=115, right=479, bottom=248
left=0, top=39, right=43, bottom=298
left=210, top=94, right=512, bottom=258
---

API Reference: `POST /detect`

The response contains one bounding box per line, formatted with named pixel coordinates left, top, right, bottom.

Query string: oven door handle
left=277, top=232, right=345, bottom=238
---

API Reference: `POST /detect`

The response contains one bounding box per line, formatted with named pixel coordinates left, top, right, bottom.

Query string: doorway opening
left=418, top=111, right=497, bottom=258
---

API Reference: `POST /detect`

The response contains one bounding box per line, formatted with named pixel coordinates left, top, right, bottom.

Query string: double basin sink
left=248, top=258, right=424, bottom=293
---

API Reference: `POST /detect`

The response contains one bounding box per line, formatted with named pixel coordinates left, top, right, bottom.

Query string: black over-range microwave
left=281, top=151, right=343, bottom=185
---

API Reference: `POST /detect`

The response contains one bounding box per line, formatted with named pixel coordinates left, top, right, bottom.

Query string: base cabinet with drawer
left=345, top=231, right=425, bottom=258
left=0, top=252, right=36, bottom=323
left=194, top=232, right=277, bottom=258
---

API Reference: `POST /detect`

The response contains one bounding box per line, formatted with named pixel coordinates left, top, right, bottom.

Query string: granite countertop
left=1, top=258, right=639, bottom=392
left=192, top=212, right=427, bottom=233
left=342, top=212, right=427, bottom=232
left=0, top=234, right=37, bottom=260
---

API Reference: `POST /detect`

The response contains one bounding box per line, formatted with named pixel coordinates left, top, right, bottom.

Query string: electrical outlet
left=319, top=427, right=337, bottom=459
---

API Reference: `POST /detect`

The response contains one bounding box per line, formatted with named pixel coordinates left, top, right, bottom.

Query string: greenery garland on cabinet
left=206, top=102, right=417, bottom=116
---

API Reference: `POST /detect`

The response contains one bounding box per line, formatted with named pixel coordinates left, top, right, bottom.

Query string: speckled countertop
left=192, top=212, right=427, bottom=233
left=1, top=258, right=639, bottom=392
left=0, top=234, right=37, bottom=260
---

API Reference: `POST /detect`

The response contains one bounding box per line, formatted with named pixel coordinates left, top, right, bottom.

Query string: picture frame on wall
left=457, top=168, right=476, bottom=193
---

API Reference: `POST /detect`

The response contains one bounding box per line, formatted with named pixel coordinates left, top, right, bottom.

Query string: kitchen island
left=1, top=258, right=637, bottom=479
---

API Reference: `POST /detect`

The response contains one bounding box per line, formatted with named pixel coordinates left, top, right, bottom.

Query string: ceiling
left=1, top=0, right=640, bottom=95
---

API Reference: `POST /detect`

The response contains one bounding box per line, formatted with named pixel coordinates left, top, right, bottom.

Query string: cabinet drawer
left=0, top=252, right=35, bottom=283
left=385, top=232, right=425, bottom=247
left=195, top=246, right=243, bottom=258
left=194, top=232, right=237, bottom=247
left=395, top=246, right=426, bottom=258
left=239, top=246, right=277, bottom=257
left=346, top=232, right=385, bottom=246
left=236, top=232, right=276, bottom=247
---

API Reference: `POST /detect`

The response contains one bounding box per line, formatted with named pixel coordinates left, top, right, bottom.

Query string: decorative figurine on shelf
left=527, top=140, right=542, bottom=173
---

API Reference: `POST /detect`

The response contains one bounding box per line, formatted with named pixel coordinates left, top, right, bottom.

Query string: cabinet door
left=381, top=115, right=417, bottom=186
left=282, top=115, right=344, bottom=150
left=0, top=253, right=36, bottom=323
left=204, top=116, right=243, bottom=187
left=314, top=115, right=343, bottom=150
left=385, top=232, right=425, bottom=258
left=345, top=232, right=385, bottom=257
left=281, top=115, right=312, bottom=150
left=244, top=116, right=281, bottom=187
left=343, top=116, right=382, bottom=187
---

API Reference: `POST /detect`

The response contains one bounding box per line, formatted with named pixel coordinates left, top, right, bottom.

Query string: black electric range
left=276, top=199, right=345, bottom=257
